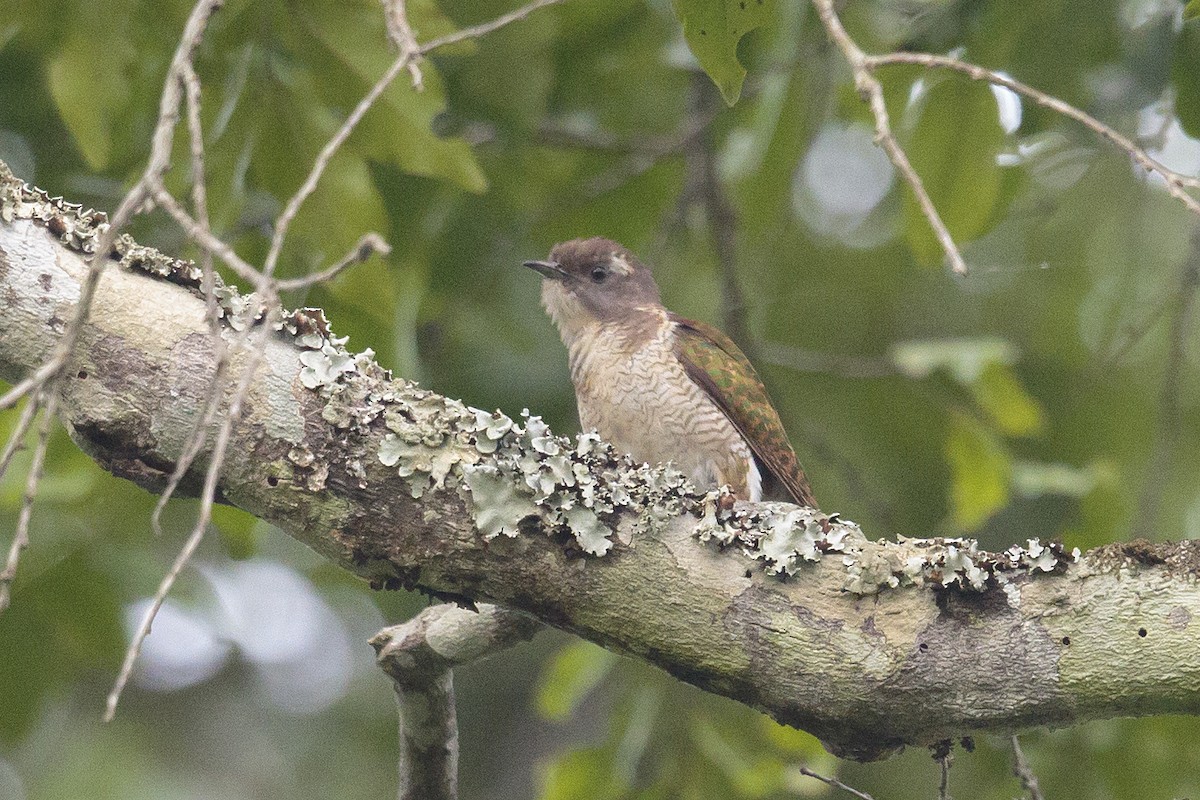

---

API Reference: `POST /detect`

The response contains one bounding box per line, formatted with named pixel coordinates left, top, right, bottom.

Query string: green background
left=1, top=0, right=1199, bottom=797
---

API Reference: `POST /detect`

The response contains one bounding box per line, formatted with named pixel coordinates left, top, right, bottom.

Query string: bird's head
left=524, top=237, right=662, bottom=337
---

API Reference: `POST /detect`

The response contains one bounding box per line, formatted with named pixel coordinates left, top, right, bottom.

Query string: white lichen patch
left=694, top=492, right=1079, bottom=596
left=0, top=164, right=220, bottom=293
left=299, top=340, right=357, bottom=389
left=1, top=163, right=110, bottom=255
left=215, top=285, right=268, bottom=331
left=112, top=234, right=204, bottom=287
left=457, top=409, right=694, bottom=556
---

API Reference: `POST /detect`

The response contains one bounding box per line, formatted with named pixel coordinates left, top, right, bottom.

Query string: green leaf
left=1185, top=0, right=1200, bottom=21
left=46, top=29, right=135, bottom=169
left=1173, top=21, right=1200, bottom=139
left=671, top=0, right=773, bottom=104
left=299, top=0, right=487, bottom=192
left=536, top=640, right=619, bottom=721
left=539, top=747, right=625, bottom=800
left=970, top=362, right=1045, bottom=437
left=903, top=76, right=1006, bottom=266
left=945, top=412, right=1011, bottom=530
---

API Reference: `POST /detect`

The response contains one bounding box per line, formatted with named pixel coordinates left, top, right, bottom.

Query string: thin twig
left=181, top=60, right=222, bottom=336
left=417, top=0, right=564, bottom=53
left=264, top=0, right=568, bottom=279
left=933, top=741, right=954, bottom=800
left=759, top=341, right=897, bottom=379
left=0, top=0, right=225, bottom=614
left=105, top=0, right=573, bottom=723
left=687, top=72, right=752, bottom=350
left=149, top=349, right=230, bottom=537
left=0, top=393, right=57, bottom=614
left=150, top=186, right=263, bottom=286
left=1010, top=735, right=1045, bottom=800
left=867, top=52, right=1200, bottom=215
left=0, top=361, right=58, bottom=412
left=277, top=232, right=391, bottom=291
left=797, top=766, right=878, bottom=800
left=261, top=54, right=413, bottom=279
left=0, top=397, right=40, bottom=482
left=107, top=310, right=276, bottom=721
left=810, top=0, right=967, bottom=275
left=383, top=0, right=425, bottom=89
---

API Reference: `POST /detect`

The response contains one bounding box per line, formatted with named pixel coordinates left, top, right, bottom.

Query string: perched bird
left=524, top=237, right=816, bottom=507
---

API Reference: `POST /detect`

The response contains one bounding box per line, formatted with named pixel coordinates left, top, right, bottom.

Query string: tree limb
left=1, top=163, right=1199, bottom=760
left=371, top=603, right=542, bottom=800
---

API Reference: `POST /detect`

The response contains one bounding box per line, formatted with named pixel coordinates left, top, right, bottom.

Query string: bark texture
left=1, top=164, right=1198, bottom=760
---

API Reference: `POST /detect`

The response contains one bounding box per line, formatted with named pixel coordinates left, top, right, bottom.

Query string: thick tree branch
left=1, top=166, right=1199, bottom=760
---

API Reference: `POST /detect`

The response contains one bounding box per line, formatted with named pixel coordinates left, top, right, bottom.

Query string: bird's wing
left=669, top=314, right=817, bottom=507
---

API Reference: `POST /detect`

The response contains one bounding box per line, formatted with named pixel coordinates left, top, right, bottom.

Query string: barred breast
left=566, top=312, right=761, bottom=500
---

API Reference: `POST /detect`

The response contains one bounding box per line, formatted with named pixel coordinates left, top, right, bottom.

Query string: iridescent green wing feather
left=669, top=314, right=817, bottom=507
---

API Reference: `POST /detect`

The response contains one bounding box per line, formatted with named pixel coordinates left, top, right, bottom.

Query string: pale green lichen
left=460, top=464, right=540, bottom=539
left=0, top=164, right=221, bottom=292
left=1, top=163, right=110, bottom=255
left=299, top=340, right=357, bottom=389
left=695, top=486, right=1080, bottom=595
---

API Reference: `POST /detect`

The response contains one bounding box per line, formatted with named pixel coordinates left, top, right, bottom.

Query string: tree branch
left=371, top=604, right=543, bottom=800
left=810, top=0, right=967, bottom=275
left=2, top=165, right=1199, bottom=760
left=866, top=52, right=1200, bottom=214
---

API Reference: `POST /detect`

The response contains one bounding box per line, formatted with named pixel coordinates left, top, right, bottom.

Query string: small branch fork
left=810, top=0, right=1200, bottom=276
left=810, top=0, right=966, bottom=276
left=371, top=604, right=543, bottom=800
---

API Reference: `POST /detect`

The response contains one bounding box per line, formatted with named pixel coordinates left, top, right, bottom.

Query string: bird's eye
left=590, top=267, right=607, bottom=283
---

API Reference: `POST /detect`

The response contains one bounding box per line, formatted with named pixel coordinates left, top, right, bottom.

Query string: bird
left=523, top=237, right=817, bottom=507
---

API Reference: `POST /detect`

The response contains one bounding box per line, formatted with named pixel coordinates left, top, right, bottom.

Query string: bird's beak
left=523, top=259, right=566, bottom=279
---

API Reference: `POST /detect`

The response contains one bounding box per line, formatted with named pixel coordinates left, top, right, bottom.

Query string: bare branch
left=418, top=0, right=565, bottom=53
left=810, top=0, right=968, bottom=275
left=867, top=52, right=1200, bottom=215
left=4, top=204, right=1200, bottom=758
left=277, top=232, right=392, bottom=292
left=796, top=766, right=878, bottom=800
left=372, top=604, right=543, bottom=800
left=1010, top=735, right=1045, bottom=800
left=383, top=0, right=425, bottom=90
left=0, top=393, right=56, bottom=614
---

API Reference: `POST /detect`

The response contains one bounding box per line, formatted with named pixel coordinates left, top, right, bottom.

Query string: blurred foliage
left=2, top=0, right=1200, bottom=798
